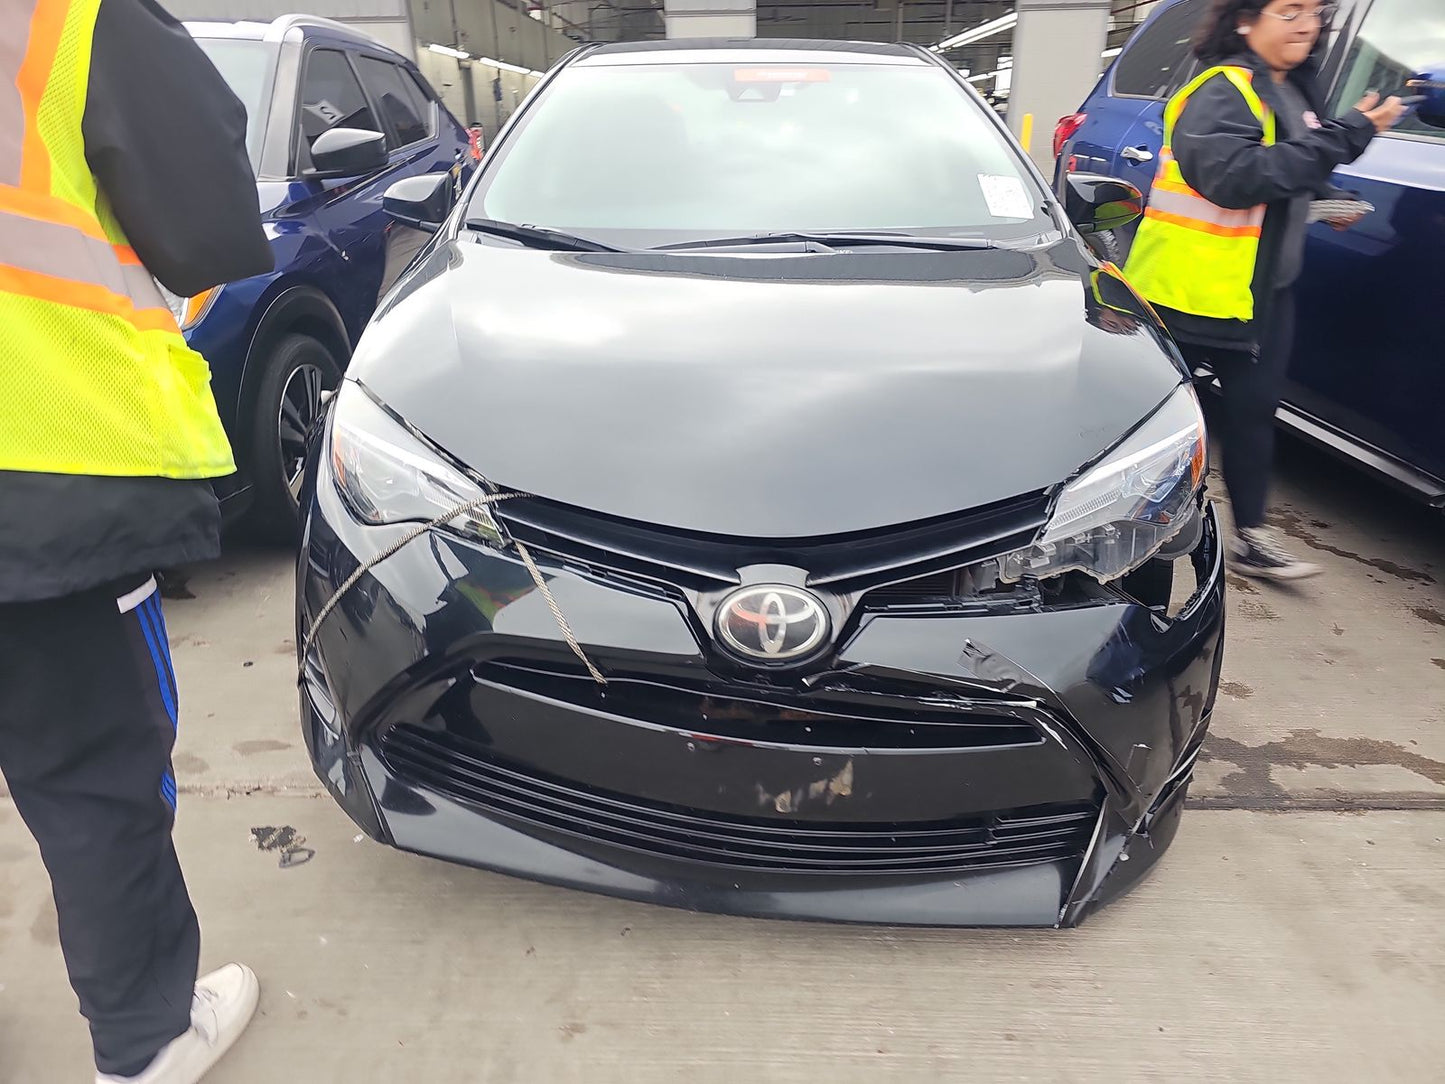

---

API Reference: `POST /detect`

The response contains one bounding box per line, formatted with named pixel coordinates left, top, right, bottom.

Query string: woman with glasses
left=1122, top=0, right=1403, bottom=580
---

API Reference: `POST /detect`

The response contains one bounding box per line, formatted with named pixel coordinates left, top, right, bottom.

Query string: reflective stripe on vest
left=0, top=0, right=234, bottom=479
left=1122, top=65, right=1278, bottom=322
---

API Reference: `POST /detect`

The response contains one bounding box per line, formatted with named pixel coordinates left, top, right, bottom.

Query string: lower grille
left=379, top=725, right=1099, bottom=876
left=473, top=659, right=1046, bottom=750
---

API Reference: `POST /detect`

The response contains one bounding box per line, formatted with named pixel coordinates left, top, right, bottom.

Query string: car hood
left=349, top=236, right=1184, bottom=537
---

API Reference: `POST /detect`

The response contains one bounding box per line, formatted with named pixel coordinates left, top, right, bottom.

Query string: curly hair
left=1192, top=0, right=1333, bottom=62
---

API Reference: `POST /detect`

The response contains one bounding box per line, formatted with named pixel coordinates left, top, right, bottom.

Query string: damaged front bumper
left=297, top=471, right=1225, bottom=928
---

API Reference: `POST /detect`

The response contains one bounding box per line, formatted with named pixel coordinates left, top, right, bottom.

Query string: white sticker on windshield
left=979, top=174, right=1033, bottom=220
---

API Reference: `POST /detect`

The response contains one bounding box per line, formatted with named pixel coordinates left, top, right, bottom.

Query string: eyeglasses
left=1263, top=4, right=1338, bottom=23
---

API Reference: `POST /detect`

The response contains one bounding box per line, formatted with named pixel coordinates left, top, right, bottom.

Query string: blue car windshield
left=468, top=58, right=1052, bottom=248
left=194, top=38, right=275, bottom=167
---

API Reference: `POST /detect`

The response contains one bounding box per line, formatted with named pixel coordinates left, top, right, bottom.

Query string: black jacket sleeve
left=1171, top=74, right=1376, bottom=211
left=83, top=0, right=273, bottom=296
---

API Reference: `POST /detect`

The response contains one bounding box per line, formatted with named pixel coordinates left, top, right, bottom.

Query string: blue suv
left=1054, top=0, right=1445, bottom=507
left=177, top=16, right=472, bottom=536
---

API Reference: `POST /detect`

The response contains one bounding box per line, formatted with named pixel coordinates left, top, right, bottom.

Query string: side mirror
left=1406, top=66, right=1445, bottom=130
left=306, top=128, right=389, bottom=179
left=383, top=172, right=455, bottom=233
left=1065, top=173, right=1145, bottom=235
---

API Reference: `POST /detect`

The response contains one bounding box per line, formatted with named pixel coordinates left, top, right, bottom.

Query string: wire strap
left=298, top=492, right=607, bottom=687
left=514, top=540, right=607, bottom=686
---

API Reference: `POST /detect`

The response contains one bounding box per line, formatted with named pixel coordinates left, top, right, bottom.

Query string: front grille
left=496, top=489, right=1050, bottom=593
left=863, top=568, right=971, bottom=604
left=379, top=725, right=1099, bottom=876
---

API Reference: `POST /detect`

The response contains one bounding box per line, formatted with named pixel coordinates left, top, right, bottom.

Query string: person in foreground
left=0, top=0, right=272, bottom=1079
left=1122, top=0, right=1403, bottom=581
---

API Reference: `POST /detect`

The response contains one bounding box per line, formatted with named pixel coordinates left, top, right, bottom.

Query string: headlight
left=155, top=281, right=220, bottom=332
left=328, top=382, right=505, bottom=545
left=1001, top=385, right=1207, bottom=584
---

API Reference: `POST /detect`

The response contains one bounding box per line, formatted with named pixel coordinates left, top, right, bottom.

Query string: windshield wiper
left=655, top=231, right=1000, bottom=252
left=464, top=217, right=623, bottom=252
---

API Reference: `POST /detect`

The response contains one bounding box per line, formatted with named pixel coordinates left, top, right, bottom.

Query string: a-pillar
left=1006, top=0, right=1111, bottom=171
left=663, top=0, right=755, bottom=39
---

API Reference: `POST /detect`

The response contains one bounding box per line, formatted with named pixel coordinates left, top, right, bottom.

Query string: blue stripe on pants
left=134, top=597, right=177, bottom=729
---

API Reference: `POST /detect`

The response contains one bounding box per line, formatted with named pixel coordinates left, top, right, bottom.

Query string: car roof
left=184, top=13, right=403, bottom=53
left=576, top=38, right=930, bottom=67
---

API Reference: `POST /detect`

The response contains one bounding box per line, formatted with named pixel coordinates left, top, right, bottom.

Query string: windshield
left=468, top=59, right=1052, bottom=247
left=194, top=38, right=275, bottom=167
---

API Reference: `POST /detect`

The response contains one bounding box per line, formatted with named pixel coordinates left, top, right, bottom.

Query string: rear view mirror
left=306, top=128, right=388, bottom=180
left=1406, top=66, right=1445, bottom=130
left=383, top=173, right=455, bottom=233
left=1064, top=173, right=1144, bottom=236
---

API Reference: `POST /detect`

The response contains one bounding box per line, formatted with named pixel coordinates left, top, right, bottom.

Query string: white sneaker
left=97, top=963, right=260, bottom=1084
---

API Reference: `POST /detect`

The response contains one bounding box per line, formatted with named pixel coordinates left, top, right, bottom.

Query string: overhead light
left=932, top=12, right=1017, bottom=53
left=475, top=54, right=545, bottom=78
left=427, top=43, right=470, bottom=60
left=1101, top=46, right=1122, bottom=58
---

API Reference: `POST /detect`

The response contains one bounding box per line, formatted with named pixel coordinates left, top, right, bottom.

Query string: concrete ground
left=3, top=437, right=1443, bottom=1082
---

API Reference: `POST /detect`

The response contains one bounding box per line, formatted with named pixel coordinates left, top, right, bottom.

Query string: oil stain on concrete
left=234, top=740, right=292, bottom=756
left=1413, top=605, right=1445, bottom=628
left=1267, top=507, right=1436, bottom=585
left=1235, top=598, right=1280, bottom=621
left=1202, top=729, right=1445, bottom=797
left=30, top=898, right=58, bottom=948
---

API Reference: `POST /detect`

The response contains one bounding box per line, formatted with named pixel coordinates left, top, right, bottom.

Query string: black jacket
left=0, top=0, right=272, bottom=603
left=1153, top=51, right=1375, bottom=351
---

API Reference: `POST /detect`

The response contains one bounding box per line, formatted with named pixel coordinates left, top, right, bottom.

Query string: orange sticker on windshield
left=732, top=68, right=831, bottom=83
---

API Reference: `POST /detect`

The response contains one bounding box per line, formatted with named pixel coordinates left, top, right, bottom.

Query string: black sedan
left=296, top=39, right=1225, bottom=927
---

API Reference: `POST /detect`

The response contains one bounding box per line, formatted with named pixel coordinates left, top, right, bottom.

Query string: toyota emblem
left=715, top=585, right=829, bottom=662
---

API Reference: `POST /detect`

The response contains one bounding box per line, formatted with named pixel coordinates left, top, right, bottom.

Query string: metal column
left=1007, top=0, right=1111, bottom=170
left=663, top=0, right=756, bottom=39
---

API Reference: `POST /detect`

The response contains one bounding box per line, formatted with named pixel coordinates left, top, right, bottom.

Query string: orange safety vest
left=1123, top=65, right=1279, bottom=322
left=0, top=0, right=235, bottom=479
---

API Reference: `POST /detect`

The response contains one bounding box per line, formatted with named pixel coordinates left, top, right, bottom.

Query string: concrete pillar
left=1006, top=0, right=1110, bottom=171
left=664, top=0, right=755, bottom=40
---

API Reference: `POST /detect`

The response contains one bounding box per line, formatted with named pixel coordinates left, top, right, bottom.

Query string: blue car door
left=350, top=50, right=466, bottom=300
left=1086, top=0, right=1208, bottom=249
left=295, top=43, right=456, bottom=343
left=1286, top=0, right=1445, bottom=486
left=1060, top=93, right=1149, bottom=182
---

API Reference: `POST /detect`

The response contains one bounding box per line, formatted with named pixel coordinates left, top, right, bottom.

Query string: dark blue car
left=1054, top=0, right=1445, bottom=507
left=176, top=16, right=472, bottom=536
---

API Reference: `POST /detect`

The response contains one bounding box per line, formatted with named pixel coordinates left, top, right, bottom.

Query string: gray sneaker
left=1229, top=526, right=1322, bottom=581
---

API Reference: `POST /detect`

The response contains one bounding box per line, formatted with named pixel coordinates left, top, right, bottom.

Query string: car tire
left=1083, top=229, right=1122, bottom=264
left=248, top=333, right=341, bottom=543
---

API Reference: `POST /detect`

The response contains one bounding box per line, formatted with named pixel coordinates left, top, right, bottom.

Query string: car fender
left=235, top=282, right=352, bottom=456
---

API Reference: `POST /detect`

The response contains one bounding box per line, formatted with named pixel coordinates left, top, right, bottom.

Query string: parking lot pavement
left=2, top=437, right=1442, bottom=1082
left=3, top=798, right=1442, bottom=1083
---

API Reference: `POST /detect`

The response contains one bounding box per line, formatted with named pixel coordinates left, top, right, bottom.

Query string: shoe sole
left=1229, top=561, right=1323, bottom=581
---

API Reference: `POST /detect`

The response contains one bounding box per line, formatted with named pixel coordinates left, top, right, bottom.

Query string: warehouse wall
left=163, top=0, right=414, bottom=58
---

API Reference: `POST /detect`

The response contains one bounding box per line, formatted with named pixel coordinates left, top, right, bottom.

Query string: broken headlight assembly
left=328, top=381, right=506, bottom=545
left=1001, top=384, right=1207, bottom=584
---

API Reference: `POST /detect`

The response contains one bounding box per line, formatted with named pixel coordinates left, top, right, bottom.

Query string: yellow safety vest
left=0, top=0, right=234, bottom=479
left=1124, top=65, right=1279, bottom=322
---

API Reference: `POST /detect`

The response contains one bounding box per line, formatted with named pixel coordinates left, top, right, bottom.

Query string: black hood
left=349, top=237, right=1184, bottom=537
